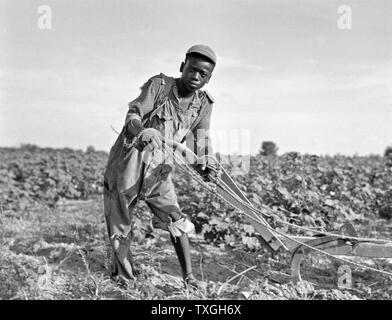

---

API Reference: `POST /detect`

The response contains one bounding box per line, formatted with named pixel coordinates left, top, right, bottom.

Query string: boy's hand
left=139, top=128, right=162, bottom=151
left=193, top=156, right=221, bottom=182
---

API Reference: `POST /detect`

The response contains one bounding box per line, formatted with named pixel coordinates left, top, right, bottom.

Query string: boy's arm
left=124, top=76, right=162, bottom=138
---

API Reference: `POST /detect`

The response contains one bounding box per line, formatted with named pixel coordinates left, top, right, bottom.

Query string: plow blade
left=283, top=234, right=392, bottom=283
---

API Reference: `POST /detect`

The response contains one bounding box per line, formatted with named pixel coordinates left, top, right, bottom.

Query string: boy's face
left=180, top=56, right=215, bottom=92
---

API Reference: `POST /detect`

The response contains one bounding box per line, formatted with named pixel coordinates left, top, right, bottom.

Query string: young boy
left=103, top=44, right=217, bottom=286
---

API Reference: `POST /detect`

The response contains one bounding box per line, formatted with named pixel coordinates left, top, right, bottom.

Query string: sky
left=0, top=0, right=391, bottom=155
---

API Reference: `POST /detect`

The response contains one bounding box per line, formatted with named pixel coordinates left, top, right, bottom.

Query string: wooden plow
left=162, top=140, right=392, bottom=284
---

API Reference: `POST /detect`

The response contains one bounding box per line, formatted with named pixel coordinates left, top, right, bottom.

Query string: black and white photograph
left=1, top=0, right=392, bottom=304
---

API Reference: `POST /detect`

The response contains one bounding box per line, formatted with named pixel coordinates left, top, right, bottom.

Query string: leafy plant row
left=1, top=145, right=391, bottom=250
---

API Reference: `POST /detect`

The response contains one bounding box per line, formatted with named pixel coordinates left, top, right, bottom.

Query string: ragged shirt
left=125, top=73, right=214, bottom=157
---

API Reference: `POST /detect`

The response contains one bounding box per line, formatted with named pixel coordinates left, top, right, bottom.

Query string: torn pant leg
left=111, top=234, right=135, bottom=282
left=104, top=187, right=137, bottom=282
